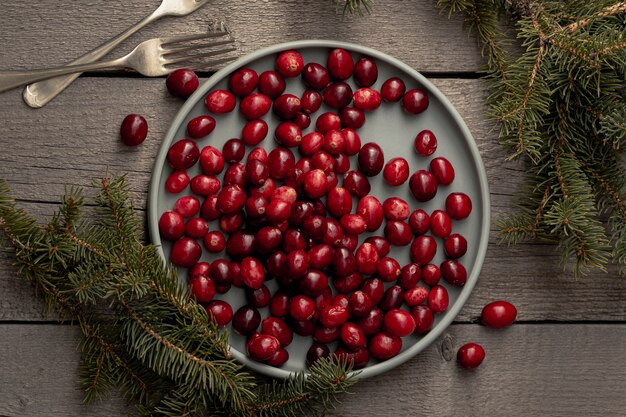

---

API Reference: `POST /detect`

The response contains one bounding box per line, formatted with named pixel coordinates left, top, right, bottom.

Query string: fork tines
left=161, top=31, right=237, bottom=72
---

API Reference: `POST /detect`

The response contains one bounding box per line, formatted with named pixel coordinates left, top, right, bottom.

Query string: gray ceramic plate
left=148, top=40, right=490, bottom=380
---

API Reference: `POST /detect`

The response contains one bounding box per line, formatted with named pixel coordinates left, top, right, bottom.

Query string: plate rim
left=148, top=39, right=491, bottom=380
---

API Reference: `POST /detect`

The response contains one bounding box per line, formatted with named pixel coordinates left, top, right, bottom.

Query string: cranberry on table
left=354, top=57, right=378, bottom=87
left=205, top=300, right=233, bottom=326
left=428, top=285, right=449, bottom=313
left=306, top=342, right=330, bottom=366
left=187, top=115, right=216, bottom=139
left=323, top=82, right=353, bottom=109
left=430, top=210, right=452, bottom=238
left=166, top=68, right=199, bottom=98
left=446, top=192, right=473, bottom=220
left=203, top=230, right=225, bottom=253
left=275, top=50, right=304, bottom=78
left=340, top=106, right=366, bottom=129
left=369, top=332, right=402, bottom=361
left=170, top=237, right=201, bottom=267
left=411, top=305, right=435, bottom=334
left=313, top=326, right=339, bottom=344
left=189, top=262, right=210, bottom=280
left=457, top=343, right=485, bottom=369
left=414, top=129, right=438, bottom=156
left=273, top=93, right=302, bottom=120
left=184, top=218, right=208, bottom=239
left=269, top=291, right=290, bottom=317
left=240, top=93, right=272, bottom=120
left=245, top=158, right=269, bottom=186
left=258, top=70, right=286, bottom=98
left=383, top=157, right=410, bottom=186
left=167, top=139, right=199, bottom=170
left=209, top=259, right=234, bottom=287
left=174, top=195, right=200, bottom=218
left=315, top=112, right=341, bottom=134
left=403, top=88, right=429, bottom=114
left=358, top=142, right=385, bottom=176
left=159, top=210, right=184, bottom=241
left=384, top=309, right=416, bottom=337
left=444, top=233, right=468, bottom=258
left=295, top=113, right=311, bottom=130
left=327, top=187, right=353, bottom=218
left=340, top=213, right=368, bottom=235
left=200, top=195, right=219, bottom=220
left=248, top=146, right=268, bottom=163
left=430, top=157, right=455, bottom=186
left=189, top=275, right=215, bottom=303
left=222, top=138, right=245, bottom=163
left=219, top=212, right=244, bottom=233
left=410, top=235, right=437, bottom=264
left=228, top=68, right=258, bottom=97
left=199, top=145, right=225, bottom=175
left=247, top=334, right=280, bottom=361
left=397, top=263, right=420, bottom=289
left=120, top=114, right=148, bottom=146
left=409, top=169, right=438, bottom=202
left=356, top=195, right=384, bottom=231
left=240, top=257, right=265, bottom=289
left=481, top=300, right=517, bottom=329
left=303, top=169, right=328, bottom=199
left=323, top=130, right=346, bottom=155
left=381, top=77, right=406, bottom=102
left=241, top=119, right=269, bottom=146
left=353, top=88, right=382, bottom=112
left=233, top=305, right=261, bottom=335
left=349, top=290, right=373, bottom=318
left=205, top=89, right=236, bottom=114
left=300, top=132, right=324, bottom=156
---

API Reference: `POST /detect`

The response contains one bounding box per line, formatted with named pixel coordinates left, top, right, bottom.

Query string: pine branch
left=333, top=0, right=372, bottom=16
left=564, top=2, right=626, bottom=33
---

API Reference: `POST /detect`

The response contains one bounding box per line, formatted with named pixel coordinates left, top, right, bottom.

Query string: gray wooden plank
left=0, top=0, right=482, bottom=73
left=1, top=323, right=624, bottom=417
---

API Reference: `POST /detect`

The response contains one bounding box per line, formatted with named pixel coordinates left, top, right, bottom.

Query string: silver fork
left=23, top=0, right=211, bottom=108
left=0, top=32, right=236, bottom=94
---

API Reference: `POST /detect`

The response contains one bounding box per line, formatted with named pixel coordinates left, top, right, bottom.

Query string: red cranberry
left=349, top=291, right=373, bottom=318
left=261, top=317, right=293, bottom=347
left=170, top=237, right=201, bottom=267
left=361, top=278, right=385, bottom=306
left=253, top=226, right=282, bottom=254
left=428, top=285, right=449, bottom=313
left=398, top=263, right=421, bottom=289
left=384, top=309, right=416, bottom=337
left=159, top=210, right=184, bottom=241
left=354, top=57, right=378, bottom=87
left=269, top=291, right=289, bottom=317
left=381, top=77, right=406, bottom=102
left=289, top=201, right=313, bottom=225
left=266, top=348, right=289, bottom=366
left=327, top=48, right=354, bottom=80
left=188, top=275, right=215, bottom=303
left=166, top=68, right=198, bottom=97
left=120, top=114, right=148, bottom=146
left=167, top=139, right=199, bottom=170
left=430, top=157, right=455, bottom=186
left=258, top=70, right=286, bottom=98
left=383, top=157, right=410, bottom=186
left=332, top=247, right=356, bottom=277
left=240, top=119, right=267, bottom=146
left=377, top=257, right=401, bottom=282
left=184, top=218, right=208, bottom=239
left=354, top=196, right=383, bottom=231
left=326, top=187, right=352, bottom=218
left=302, top=215, right=326, bottom=241
left=199, top=146, right=225, bottom=176
left=209, top=259, right=233, bottom=287
left=343, top=170, right=371, bottom=197
left=301, top=89, right=323, bottom=114
left=287, top=249, right=310, bottom=278
left=323, top=82, right=353, bottom=109
left=308, top=244, right=334, bottom=269
left=307, top=342, right=331, bottom=365
left=364, top=236, right=391, bottom=257
left=224, top=163, right=246, bottom=187
left=444, top=233, right=467, bottom=258
left=323, top=218, right=344, bottom=246
left=290, top=318, right=316, bottom=336
left=217, top=184, right=246, bottom=214
left=313, top=326, right=339, bottom=344
left=266, top=149, right=295, bottom=180
left=414, top=129, right=437, bottom=156
left=353, top=88, right=382, bottom=112
left=441, top=259, right=467, bottom=287
left=266, top=199, right=292, bottom=224
left=174, top=195, right=200, bottom=218
left=382, top=197, right=410, bottom=221
left=481, top=301, right=517, bottom=329
left=411, top=305, right=434, bottom=334
left=245, top=159, right=269, bottom=186
left=302, top=63, right=331, bottom=89
left=403, top=88, right=429, bottom=114
left=446, top=192, right=472, bottom=220
left=228, top=68, right=258, bottom=96
left=289, top=295, right=316, bottom=321
left=190, top=175, right=220, bottom=196
left=315, top=112, right=341, bottom=134
left=369, top=332, right=402, bottom=361
left=251, top=177, right=276, bottom=200
left=333, top=270, right=362, bottom=293
left=299, top=270, right=329, bottom=297
left=247, top=334, right=280, bottom=361
left=421, top=264, right=441, bottom=286
left=219, top=212, right=244, bottom=233
left=358, top=142, right=384, bottom=176
left=227, top=231, right=256, bottom=259
left=323, top=130, right=345, bottom=155
left=410, top=235, right=437, bottom=264
left=311, top=150, right=336, bottom=173
left=205, top=300, right=233, bottom=326
left=457, top=343, right=485, bottom=369
left=356, top=307, right=383, bottom=335
left=203, top=230, right=225, bottom=253
left=340, top=107, right=366, bottom=129
left=355, top=243, right=379, bottom=275
left=342, top=128, right=362, bottom=155
left=380, top=285, right=404, bottom=311
left=384, top=221, right=413, bottom=246
left=430, top=210, right=452, bottom=238
left=409, top=170, right=438, bottom=202
left=233, top=305, right=261, bottom=335
left=409, top=209, right=430, bottom=235
left=300, top=132, right=324, bottom=156
left=220, top=139, right=243, bottom=164
left=275, top=122, right=302, bottom=147
left=240, top=93, right=271, bottom=120
left=165, top=170, right=189, bottom=193
left=340, top=214, right=367, bottom=235
left=247, top=146, right=268, bottom=163
left=293, top=112, right=310, bottom=130
left=275, top=50, right=304, bottom=78
left=187, top=115, right=216, bottom=140
left=338, top=234, right=358, bottom=251
left=334, top=153, right=351, bottom=174
left=271, top=186, right=297, bottom=205
left=205, top=89, right=236, bottom=114
left=404, top=286, right=429, bottom=307
left=200, top=195, right=219, bottom=220
left=320, top=304, right=349, bottom=328
left=303, top=169, right=328, bottom=199
left=273, top=93, right=302, bottom=119
left=340, top=322, right=367, bottom=350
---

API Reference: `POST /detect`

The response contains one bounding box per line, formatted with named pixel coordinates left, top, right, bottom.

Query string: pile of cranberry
left=151, top=48, right=517, bottom=371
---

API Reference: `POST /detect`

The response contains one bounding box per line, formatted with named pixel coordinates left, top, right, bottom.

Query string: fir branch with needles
left=0, top=177, right=357, bottom=417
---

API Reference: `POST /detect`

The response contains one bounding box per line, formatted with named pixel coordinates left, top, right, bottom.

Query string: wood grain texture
left=0, top=0, right=482, bottom=73
left=1, top=323, right=624, bottom=417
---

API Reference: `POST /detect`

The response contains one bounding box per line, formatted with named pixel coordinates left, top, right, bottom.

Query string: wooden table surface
left=1, top=1, right=624, bottom=416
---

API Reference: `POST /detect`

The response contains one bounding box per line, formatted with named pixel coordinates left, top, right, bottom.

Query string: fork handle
left=1, top=58, right=127, bottom=95
left=22, top=10, right=162, bottom=108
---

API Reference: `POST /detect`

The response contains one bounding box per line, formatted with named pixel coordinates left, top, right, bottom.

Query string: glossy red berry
left=430, top=157, right=455, bottom=186
left=187, top=115, right=216, bottom=139
left=217, top=184, right=246, bottom=214
left=315, top=112, right=341, bottom=134
left=120, top=114, right=148, bottom=146
left=302, top=63, right=331, bottom=89
left=159, top=210, right=185, bottom=241
left=275, top=122, right=302, bottom=147
left=353, top=88, right=382, bottom=111
left=457, top=343, right=485, bottom=369
left=189, top=275, right=215, bottom=303
left=430, top=210, right=452, bottom=238
left=411, top=305, right=435, bottom=334
left=355, top=243, right=379, bottom=275
left=240, top=93, right=271, bottom=120
left=339, top=107, right=366, bottom=129
left=167, top=139, right=199, bottom=170
left=323, top=82, right=353, bottom=109
left=383, top=157, right=410, bottom=186
left=383, top=197, right=410, bottom=221
left=205, top=89, right=236, bottom=114
left=266, top=348, right=289, bottom=366
left=166, top=68, right=199, bottom=98
left=320, top=304, right=349, bottom=328
left=261, top=317, right=293, bottom=347
left=326, top=187, right=352, bottom=218
left=273, top=94, right=302, bottom=119
left=414, top=130, right=437, bottom=156
left=383, top=309, right=416, bottom=337
left=247, top=334, right=280, bottom=361
left=174, top=195, right=200, bottom=218
left=444, top=233, right=468, bottom=258
left=428, top=285, right=449, bottom=313
left=228, top=68, right=258, bottom=96
left=441, top=259, right=467, bottom=287
left=327, top=48, right=354, bottom=80
left=289, top=295, right=316, bottom=321
left=481, top=301, right=517, bottom=329
left=203, top=230, right=225, bottom=253
left=410, top=235, right=437, bottom=264
left=199, top=146, right=225, bottom=176
left=276, top=50, right=304, bottom=78
left=241, top=119, right=269, bottom=146
left=404, top=286, right=429, bottom=307
left=258, top=70, right=286, bottom=98
left=409, top=209, right=430, bottom=235
left=409, top=170, right=438, bottom=202
left=340, top=322, right=367, bottom=350
left=369, top=332, right=402, bottom=361
left=170, top=237, right=202, bottom=267
left=306, top=342, right=331, bottom=365
left=190, top=175, right=220, bottom=196
left=403, top=89, right=429, bottom=114
left=358, top=142, right=384, bottom=176
left=184, top=218, right=209, bottom=239
left=205, top=300, right=233, bottom=326
left=384, top=221, right=413, bottom=246
left=354, top=57, right=378, bottom=87
left=446, top=192, right=473, bottom=220
left=380, top=77, right=406, bottom=102
left=233, top=305, right=261, bottom=335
